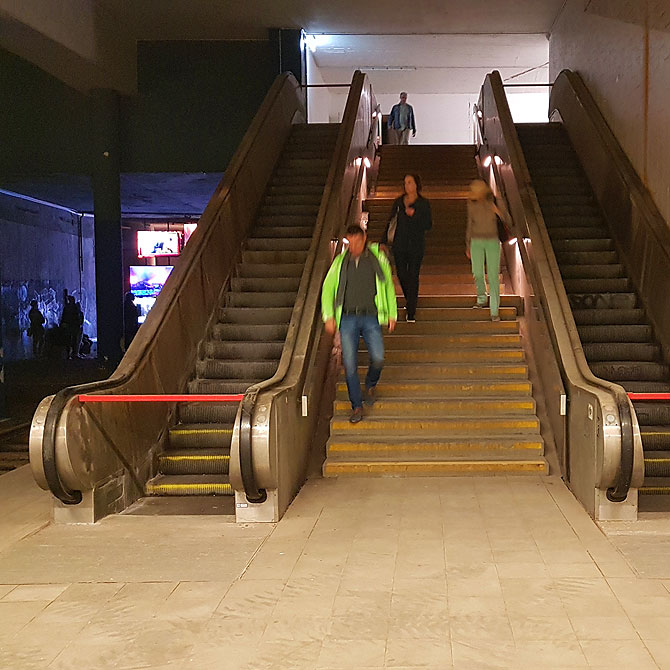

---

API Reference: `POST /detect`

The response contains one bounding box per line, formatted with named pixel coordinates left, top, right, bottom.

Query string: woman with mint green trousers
left=465, top=180, right=506, bottom=321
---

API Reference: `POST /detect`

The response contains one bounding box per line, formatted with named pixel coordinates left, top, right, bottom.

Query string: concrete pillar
left=90, top=89, right=123, bottom=365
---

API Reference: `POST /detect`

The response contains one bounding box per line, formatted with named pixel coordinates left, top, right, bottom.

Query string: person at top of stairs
left=466, top=179, right=506, bottom=322
left=380, top=174, right=432, bottom=323
left=322, top=224, right=398, bottom=424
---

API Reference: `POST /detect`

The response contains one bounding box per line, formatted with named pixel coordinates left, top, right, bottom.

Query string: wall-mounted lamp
left=482, top=156, right=492, bottom=168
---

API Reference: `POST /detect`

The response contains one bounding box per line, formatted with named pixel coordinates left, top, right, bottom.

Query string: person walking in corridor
left=387, top=92, right=416, bottom=145
left=28, top=300, right=45, bottom=358
left=466, top=179, right=506, bottom=322
left=322, top=225, right=397, bottom=424
left=382, top=174, right=432, bottom=323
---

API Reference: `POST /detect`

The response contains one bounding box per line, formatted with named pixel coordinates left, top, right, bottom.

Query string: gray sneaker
left=350, top=407, right=363, bottom=423
left=364, top=387, right=376, bottom=407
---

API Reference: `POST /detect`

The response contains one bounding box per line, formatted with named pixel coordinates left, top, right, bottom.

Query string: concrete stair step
left=323, top=458, right=547, bottom=476
left=379, top=334, right=523, bottom=349
left=361, top=348, right=525, bottom=364
left=336, top=379, right=532, bottom=396
left=330, top=415, right=541, bottom=435
left=349, top=362, right=529, bottom=379
left=333, top=397, right=536, bottom=416
left=389, top=320, right=519, bottom=335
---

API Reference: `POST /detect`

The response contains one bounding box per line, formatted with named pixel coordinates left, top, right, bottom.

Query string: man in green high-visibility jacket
left=321, top=224, right=397, bottom=424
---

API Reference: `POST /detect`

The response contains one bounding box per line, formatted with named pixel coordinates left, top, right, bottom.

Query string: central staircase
left=323, top=145, right=547, bottom=476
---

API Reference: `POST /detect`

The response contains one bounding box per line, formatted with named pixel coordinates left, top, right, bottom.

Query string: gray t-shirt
left=343, top=251, right=378, bottom=314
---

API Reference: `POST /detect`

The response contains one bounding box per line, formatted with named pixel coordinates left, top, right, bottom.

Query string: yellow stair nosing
left=323, top=460, right=548, bottom=476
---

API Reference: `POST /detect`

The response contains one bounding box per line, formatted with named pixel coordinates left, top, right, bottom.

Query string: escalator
left=145, top=124, right=339, bottom=498
left=517, top=123, right=670, bottom=497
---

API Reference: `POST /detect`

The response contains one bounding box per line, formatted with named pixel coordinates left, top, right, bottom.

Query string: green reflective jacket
left=321, top=243, right=398, bottom=328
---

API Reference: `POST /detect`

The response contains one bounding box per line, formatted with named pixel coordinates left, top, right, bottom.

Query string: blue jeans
left=340, top=314, right=385, bottom=410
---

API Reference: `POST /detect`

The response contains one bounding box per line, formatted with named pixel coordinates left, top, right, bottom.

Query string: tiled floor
left=2, top=467, right=670, bottom=668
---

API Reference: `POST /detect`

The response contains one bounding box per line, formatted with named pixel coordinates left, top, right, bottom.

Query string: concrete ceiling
left=102, top=0, right=566, bottom=38
left=0, top=174, right=223, bottom=216
left=311, top=34, right=549, bottom=94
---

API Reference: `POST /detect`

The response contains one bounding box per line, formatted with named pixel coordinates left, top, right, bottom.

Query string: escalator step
left=201, top=340, right=284, bottom=360
left=258, top=205, right=320, bottom=217
left=640, top=427, right=670, bottom=450
left=644, top=452, right=670, bottom=478
left=178, top=402, right=239, bottom=424
left=639, top=477, right=670, bottom=495
left=633, top=404, right=670, bottom=428
left=540, top=204, right=600, bottom=217
left=217, top=307, right=293, bottom=325
left=250, top=226, right=314, bottom=237
left=548, top=226, right=611, bottom=240
left=564, top=278, right=629, bottom=293
left=242, top=250, right=309, bottom=264
left=577, top=324, right=652, bottom=342
left=196, top=359, right=279, bottom=379
left=159, top=449, right=231, bottom=475
left=622, top=381, right=670, bottom=393
left=589, top=361, right=669, bottom=382
left=568, top=293, right=637, bottom=310
left=226, top=292, right=297, bottom=308
left=583, top=342, right=660, bottom=362
left=553, top=239, right=614, bottom=253
left=146, top=475, right=233, bottom=496
left=560, top=264, right=625, bottom=279
left=542, top=214, right=602, bottom=228
left=230, top=277, right=301, bottom=292
left=246, top=237, right=312, bottom=251
left=556, top=250, right=618, bottom=264
left=188, top=378, right=262, bottom=394
left=212, top=324, right=289, bottom=341
left=237, top=263, right=304, bottom=278
left=169, top=423, right=234, bottom=449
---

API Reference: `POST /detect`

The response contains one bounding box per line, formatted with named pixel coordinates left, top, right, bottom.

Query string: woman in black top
left=381, top=174, right=432, bottom=322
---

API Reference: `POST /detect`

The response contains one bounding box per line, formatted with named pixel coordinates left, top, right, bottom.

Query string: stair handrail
left=236, top=71, right=373, bottom=503
left=479, top=71, right=641, bottom=507
left=31, top=72, right=306, bottom=506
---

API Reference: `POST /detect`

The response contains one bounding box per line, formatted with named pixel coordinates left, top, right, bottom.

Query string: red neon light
left=627, top=393, right=670, bottom=401
left=78, top=394, right=244, bottom=403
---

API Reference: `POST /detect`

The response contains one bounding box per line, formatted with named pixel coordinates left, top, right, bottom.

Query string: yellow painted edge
left=328, top=441, right=544, bottom=453
left=323, top=460, right=548, bottom=476
left=170, top=429, right=233, bottom=435
left=161, top=455, right=231, bottom=462
left=146, top=483, right=233, bottom=494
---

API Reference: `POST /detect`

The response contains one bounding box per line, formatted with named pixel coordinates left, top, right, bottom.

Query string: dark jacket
left=382, top=196, right=432, bottom=251
left=388, top=103, right=416, bottom=132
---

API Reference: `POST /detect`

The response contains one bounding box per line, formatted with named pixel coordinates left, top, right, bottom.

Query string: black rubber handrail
left=609, top=398, right=634, bottom=502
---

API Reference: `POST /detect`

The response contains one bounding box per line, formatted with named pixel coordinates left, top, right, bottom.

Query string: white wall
left=550, top=0, right=670, bottom=222
left=306, top=48, right=333, bottom=123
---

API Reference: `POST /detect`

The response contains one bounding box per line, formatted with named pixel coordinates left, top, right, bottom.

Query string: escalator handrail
left=238, top=71, right=369, bottom=502
left=482, top=70, right=635, bottom=502
left=552, top=70, right=670, bottom=265
left=39, top=73, right=303, bottom=504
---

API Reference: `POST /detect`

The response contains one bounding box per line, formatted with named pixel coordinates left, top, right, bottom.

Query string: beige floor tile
left=509, top=614, right=575, bottom=641
left=450, top=614, right=513, bottom=643
left=386, top=637, right=452, bottom=667
left=579, top=639, right=658, bottom=668
left=496, top=562, right=549, bottom=579
left=215, top=579, right=285, bottom=618
left=0, top=600, right=50, bottom=636
left=644, top=638, right=670, bottom=670
left=628, top=615, right=670, bottom=640
left=619, top=595, right=670, bottom=618
left=568, top=615, right=638, bottom=640
left=316, top=637, right=385, bottom=668
left=3, top=583, right=70, bottom=602
left=388, top=612, right=450, bottom=639
left=0, top=585, right=16, bottom=599
left=448, top=596, right=507, bottom=616
left=262, top=614, right=330, bottom=642
left=451, top=638, right=517, bottom=669
left=247, top=639, right=322, bottom=669
left=515, top=639, right=588, bottom=667
left=328, top=613, right=390, bottom=639
left=546, top=562, right=603, bottom=579
left=607, top=576, right=670, bottom=598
